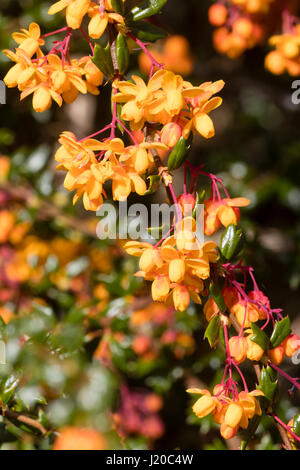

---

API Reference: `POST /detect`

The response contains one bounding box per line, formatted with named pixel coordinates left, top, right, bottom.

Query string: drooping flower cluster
left=3, top=23, right=103, bottom=112
left=209, top=1, right=300, bottom=77
left=54, top=69, right=223, bottom=210
left=125, top=218, right=218, bottom=312
left=187, top=385, right=264, bottom=440
left=265, top=25, right=300, bottom=76
left=113, top=70, right=224, bottom=138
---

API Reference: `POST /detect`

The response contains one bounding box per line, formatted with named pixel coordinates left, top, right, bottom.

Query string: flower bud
left=192, top=395, right=215, bottom=418
left=173, top=286, right=190, bottom=312
left=267, top=345, right=285, bottom=365
left=169, top=258, right=185, bottom=283
left=284, top=334, right=300, bottom=357
left=220, top=422, right=238, bottom=440
left=224, top=403, right=243, bottom=428
left=229, top=336, right=248, bottom=363
left=161, top=122, right=182, bottom=148
left=246, top=337, right=264, bottom=361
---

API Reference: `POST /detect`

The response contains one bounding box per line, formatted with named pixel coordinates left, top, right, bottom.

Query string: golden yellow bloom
left=47, top=55, right=87, bottom=103
left=12, top=23, right=44, bottom=58
left=204, top=197, right=250, bottom=236
left=229, top=336, right=248, bottom=364
left=124, top=218, right=216, bottom=311
left=113, top=72, right=164, bottom=130
left=88, top=1, right=124, bottom=39
left=188, top=386, right=264, bottom=439
left=48, top=0, right=91, bottom=30
left=119, top=142, right=168, bottom=174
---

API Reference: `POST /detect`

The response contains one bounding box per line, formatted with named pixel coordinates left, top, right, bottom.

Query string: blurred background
left=0, top=0, right=299, bottom=450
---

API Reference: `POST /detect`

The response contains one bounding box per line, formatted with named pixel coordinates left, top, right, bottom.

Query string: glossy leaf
left=92, top=44, right=114, bottom=78
left=204, top=315, right=221, bottom=348
left=258, top=366, right=277, bottom=402
left=220, top=224, right=244, bottom=261
left=209, top=282, right=227, bottom=313
left=130, top=0, right=167, bottom=21
left=116, top=33, right=130, bottom=75
left=167, top=135, right=193, bottom=171
left=250, top=322, right=269, bottom=351
left=293, top=414, right=300, bottom=437
left=270, top=316, right=291, bottom=349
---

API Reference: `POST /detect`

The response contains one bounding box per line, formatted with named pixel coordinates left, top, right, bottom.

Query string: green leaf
left=258, top=366, right=277, bottom=402
left=192, top=189, right=205, bottom=219
left=293, top=414, right=300, bottom=437
left=130, top=21, right=167, bottom=42
left=116, top=33, right=130, bottom=75
left=111, top=0, right=125, bottom=14
left=204, top=315, right=221, bottom=348
left=250, top=322, right=269, bottom=351
left=209, top=282, right=226, bottom=313
left=270, top=316, right=291, bottom=349
left=130, top=0, right=167, bottom=21
left=92, top=44, right=114, bottom=78
left=0, top=375, right=20, bottom=406
left=167, top=135, right=193, bottom=171
left=145, top=174, right=161, bottom=194
left=220, top=224, right=244, bottom=261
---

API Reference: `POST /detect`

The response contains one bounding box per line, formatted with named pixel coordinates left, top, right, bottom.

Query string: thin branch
left=0, top=406, right=47, bottom=436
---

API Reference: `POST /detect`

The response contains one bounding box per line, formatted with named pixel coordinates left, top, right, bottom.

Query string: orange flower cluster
left=204, top=287, right=269, bottom=328
left=125, top=218, right=217, bottom=312
left=48, top=0, right=125, bottom=37
left=209, top=2, right=268, bottom=58
left=55, top=131, right=168, bottom=210
left=3, top=23, right=103, bottom=112
left=209, top=2, right=300, bottom=77
left=113, top=70, right=224, bottom=138
left=204, top=196, right=250, bottom=236
left=187, top=385, right=264, bottom=440
left=265, top=25, right=300, bottom=76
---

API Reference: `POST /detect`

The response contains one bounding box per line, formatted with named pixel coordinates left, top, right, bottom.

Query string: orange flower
left=88, top=1, right=124, bottom=39
left=204, top=197, right=250, bottom=236
left=12, top=23, right=44, bottom=58
left=187, top=386, right=264, bottom=439
left=124, top=218, right=217, bottom=311
left=48, top=0, right=92, bottom=30
left=229, top=336, right=248, bottom=363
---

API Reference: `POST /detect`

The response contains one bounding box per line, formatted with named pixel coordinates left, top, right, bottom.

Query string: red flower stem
left=42, top=27, right=70, bottom=38
left=269, top=362, right=300, bottom=391
left=168, top=183, right=182, bottom=223
left=117, top=119, right=138, bottom=145
left=273, top=414, right=300, bottom=444
left=80, top=124, right=112, bottom=141
left=232, top=360, right=249, bottom=393
left=127, top=32, right=164, bottom=72
left=79, top=27, right=95, bottom=55
left=155, top=225, right=175, bottom=248
left=110, top=85, right=119, bottom=139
